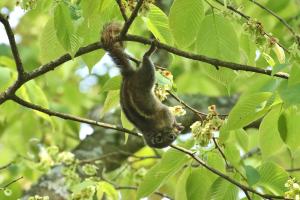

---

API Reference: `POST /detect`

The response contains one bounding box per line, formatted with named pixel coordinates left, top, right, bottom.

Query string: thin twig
left=120, top=0, right=145, bottom=37
left=116, top=0, right=128, bottom=22
left=116, top=186, right=173, bottom=200
left=241, top=147, right=261, bottom=160
left=0, top=162, right=13, bottom=171
left=170, top=144, right=288, bottom=200
left=249, top=0, right=296, bottom=36
left=10, top=95, right=141, bottom=137
left=0, top=14, right=25, bottom=77
left=212, top=138, right=247, bottom=181
left=213, top=0, right=289, bottom=53
left=244, top=190, right=252, bottom=200
left=286, top=168, right=300, bottom=173
left=0, top=176, right=23, bottom=190
left=168, top=91, right=206, bottom=120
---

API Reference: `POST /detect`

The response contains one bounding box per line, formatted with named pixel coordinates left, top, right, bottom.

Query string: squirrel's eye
left=168, top=134, right=176, bottom=140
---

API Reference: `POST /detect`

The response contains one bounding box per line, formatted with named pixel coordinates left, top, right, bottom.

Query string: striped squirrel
left=101, top=23, right=183, bottom=148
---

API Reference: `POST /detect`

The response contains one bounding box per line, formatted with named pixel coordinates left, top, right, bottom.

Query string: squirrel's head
left=143, top=122, right=184, bottom=148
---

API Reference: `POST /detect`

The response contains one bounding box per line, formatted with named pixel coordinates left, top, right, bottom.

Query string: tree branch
left=120, top=0, right=145, bottom=37
left=116, top=0, right=128, bottom=22
left=124, top=34, right=290, bottom=79
left=170, top=144, right=288, bottom=200
left=10, top=95, right=141, bottom=138
left=0, top=14, right=25, bottom=77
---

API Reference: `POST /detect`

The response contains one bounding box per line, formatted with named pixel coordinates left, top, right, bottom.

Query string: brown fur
left=101, top=23, right=183, bottom=148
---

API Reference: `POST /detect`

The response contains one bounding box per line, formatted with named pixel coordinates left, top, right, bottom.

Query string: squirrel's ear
left=174, top=123, right=184, bottom=133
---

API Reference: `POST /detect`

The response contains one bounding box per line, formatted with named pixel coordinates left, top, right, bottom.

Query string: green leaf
left=259, top=105, right=285, bottom=158
left=137, top=147, right=191, bottom=198
left=169, top=0, right=204, bottom=48
left=0, top=66, right=13, bottom=92
left=121, top=111, right=134, bottom=144
left=175, top=167, right=190, bottom=200
left=279, top=81, right=300, bottom=106
left=186, top=168, right=214, bottom=200
left=244, top=165, right=260, bottom=186
left=239, top=34, right=256, bottom=66
left=271, top=64, right=289, bottom=75
left=100, top=90, right=120, bottom=118
left=226, top=92, right=273, bottom=130
left=101, top=76, right=122, bottom=92
left=224, top=144, right=240, bottom=166
left=144, top=5, right=173, bottom=44
left=0, top=56, right=15, bottom=68
left=289, top=65, right=300, bottom=86
left=257, top=162, right=288, bottom=195
left=121, top=110, right=134, bottom=130
left=80, top=0, right=103, bottom=19
left=97, top=181, right=118, bottom=200
left=207, top=177, right=239, bottom=200
left=196, top=15, right=239, bottom=88
left=277, top=106, right=300, bottom=150
left=17, top=80, right=51, bottom=122
left=54, top=3, right=81, bottom=55
left=39, top=18, right=66, bottom=63
left=234, top=129, right=249, bottom=151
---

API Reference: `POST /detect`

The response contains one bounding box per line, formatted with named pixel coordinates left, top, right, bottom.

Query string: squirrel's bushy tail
left=101, top=23, right=134, bottom=76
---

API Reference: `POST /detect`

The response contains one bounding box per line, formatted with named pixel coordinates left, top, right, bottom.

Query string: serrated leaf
left=39, top=18, right=66, bottom=63
left=259, top=105, right=285, bottom=158
left=144, top=5, right=173, bottom=44
left=207, top=177, right=239, bottom=200
left=101, top=76, right=122, bottom=92
left=169, top=0, right=204, bottom=48
left=226, top=92, right=273, bottom=130
left=100, top=90, right=120, bottom=118
left=257, top=162, right=288, bottom=195
left=196, top=15, right=239, bottom=88
left=54, top=3, right=81, bottom=55
left=244, top=165, right=260, bottom=186
left=137, top=146, right=191, bottom=198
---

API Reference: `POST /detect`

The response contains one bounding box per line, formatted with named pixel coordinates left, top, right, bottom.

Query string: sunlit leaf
left=169, top=0, right=204, bottom=48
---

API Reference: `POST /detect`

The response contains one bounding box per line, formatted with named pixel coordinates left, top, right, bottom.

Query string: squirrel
left=101, top=22, right=184, bottom=148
